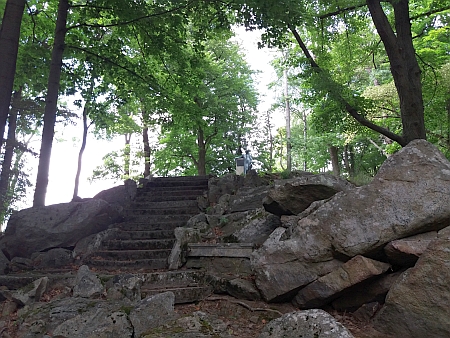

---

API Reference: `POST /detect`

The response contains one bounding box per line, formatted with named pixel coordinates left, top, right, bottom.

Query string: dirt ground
left=173, top=295, right=390, bottom=338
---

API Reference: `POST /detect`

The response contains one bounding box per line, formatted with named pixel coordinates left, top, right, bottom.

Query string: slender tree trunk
left=302, top=109, right=307, bottom=171
left=328, top=146, right=340, bottom=177
left=72, top=104, right=90, bottom=200
left=284, top=62, right=292, bottom=173
left=33, top=0, right=69, bottom=206
left=343, top=144, right=355, bottom=179
left=0, top=0, right=25, bottom=150
left=197, top=127, right=206, bottom=176
left=141, top=109, right=151, bottom=177
left=124, top=134, right=131, bottom=177
left=265, top=110, right=273, bottom=172
left=367, top=0, right=426, bottom=144
left=0, top=90, right=20, bottom=218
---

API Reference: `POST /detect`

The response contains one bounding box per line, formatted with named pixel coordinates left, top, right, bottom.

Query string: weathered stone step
left=93, top=249, right=172, bottom=260
left=143, top=179, right=208, bottom=188
left=139, top=185, right=208, bottom=194
left=124, top=214, right=192, bottom=224
left=134, top=194, right=201, bottom=203
left=131, top=199, right=199, bottom=209
left=114, top=229, right=175, bottom=240
left=141, top=270, right=207, bottom=288
left=125, top=206, right=199, bottom=216
left=104, top=239, right=175, bottom=251
left=141, top=285, right=212, bottom=304
left=87, top=258, right=168, bottom=271
left=150, top=175, right=210, bottom=182
left=117, top=221, right=186, bottom=231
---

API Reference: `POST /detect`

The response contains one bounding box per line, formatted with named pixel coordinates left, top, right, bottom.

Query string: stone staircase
left=86, top=176, right=209, bottom=272
left=0, top=176, right=216, bottom=304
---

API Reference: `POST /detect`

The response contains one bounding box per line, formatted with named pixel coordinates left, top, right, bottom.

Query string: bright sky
left=1, top=28, right=282, bottom=230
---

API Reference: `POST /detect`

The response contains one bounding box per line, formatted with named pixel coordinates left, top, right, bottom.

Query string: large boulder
left=1, top=199, right=121, bottom=259
left=93, top=179, right=137, bottom=210
left=263, top=173, right=355, bottom=216
left=259, top=309, right=354, bottom=338
left=373, top=239, right=450, bottom=338
left=252, top=140, right=450, bottom=301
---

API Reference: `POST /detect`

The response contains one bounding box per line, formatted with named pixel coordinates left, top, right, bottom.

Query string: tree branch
left=288, top=24, right=407, bottom=146
left=66, top=44, right=162, bottom=93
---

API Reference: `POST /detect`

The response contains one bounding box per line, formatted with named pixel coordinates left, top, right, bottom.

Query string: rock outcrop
left=252, top=140, right=450, bottom=302
left=1, top=199, right=121, bottom=259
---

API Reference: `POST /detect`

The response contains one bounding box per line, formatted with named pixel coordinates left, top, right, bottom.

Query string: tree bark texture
left=197, top=127, right=206, bottom=176
left=0, top=0, right=25, bottom=150
left=72, top=104, right=89, bottom=200
left=367, top=0, right=426, bottom=144
left=328, top=145, right=340, bottom=177
left=33, top=0, right=69, bottom=206
left=141, top=108, right=151, bottom=178
left=0, top=90, right=20, bottom=217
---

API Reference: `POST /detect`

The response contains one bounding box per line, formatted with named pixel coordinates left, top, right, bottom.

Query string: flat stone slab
left=187, top=243, right=254, bottom=258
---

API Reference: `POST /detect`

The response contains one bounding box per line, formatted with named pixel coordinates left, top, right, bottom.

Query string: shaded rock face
left=252, top=140, right=450, bottom=302
left=373, top=239, right=450, bottom=338
left=263, top=173, right=355, bottom=216
left=93, top=179, right=137, bottom=210
left=1, top=199, right=121, bottom=259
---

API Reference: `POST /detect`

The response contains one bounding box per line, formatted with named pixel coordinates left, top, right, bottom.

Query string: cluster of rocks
left=1, top=139, right=450, bottom=337
left=179, top=140, right=450, bottom=337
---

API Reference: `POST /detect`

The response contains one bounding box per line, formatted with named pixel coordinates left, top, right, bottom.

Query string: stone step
left=124, top=214, right=192, bottom=224
left=139, top=185, right=208, bottom=194
left=141, top=285, right=212, bottom=304
left=187, top=243, right=255, bottom=258
left=117, top=221, right=185, bottom=232
left=125, top=206, right=200, bottom=216
left=140, top=270, right=207, bottom=288
left=92, top=249, right=172, bottom=260
left=150, top=175, right=210, bottom=182
left=134, top=194, right=201, bottom=203
left=103, top=239, right=175, bottom=251
left=113, top=230, right=175, bottom=240
left=142, top=179, right=208, bottom=189
left=130, top=199, right=199, bottom=209
left=87, top=258, right=168, bottom=271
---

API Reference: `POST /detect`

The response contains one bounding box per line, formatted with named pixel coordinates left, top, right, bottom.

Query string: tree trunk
left=33, top=0, right=69, bottom=207
left=0, top=90, right=20, bottom=218
left=197, top=127, right=206, bottom=176
left=284, top=66, right=292, bottom=174
left=0, top=0, right=25, bottom=150
left=367, top=0, right=426, bottom=144
left=141, top=109, right=151, bottom=177
left=328, top=145, right=340, bottom=177
left=289, top=25, right=407, bottom=146
left=72, top=102, right=89, bottom=200
left=343, top=144, right=355, bottom=179
left=124, top=134, right=131, bottom=178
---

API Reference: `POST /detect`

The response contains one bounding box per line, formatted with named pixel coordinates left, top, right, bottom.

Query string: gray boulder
left=93, top=178, right=137, bottom=210
left=263, top=173, right=355, bottom=216
left=373, top=239, right=450, bottom=338
left=1, top=199, right=121, bottom=259
left=293, top=255, right=390, bottom=309
left=384, top=231, right=437, bottom=267
left=252, top=140, right=450, bottom=301
left=0, top=248, right=9, bottom=274
left=53, top=308, right=133, bottom=338
left=73, top=265, right=104, bottom=298
left=31, top=248, right=74, bottom=269
left=258, top=309, right=354, bottom=338
left=129, top=292, right=178, bottom=337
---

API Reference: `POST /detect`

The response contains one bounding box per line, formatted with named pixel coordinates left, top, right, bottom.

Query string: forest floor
left=173, top=295, right=391, bottom=338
